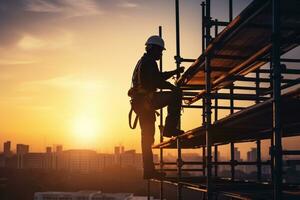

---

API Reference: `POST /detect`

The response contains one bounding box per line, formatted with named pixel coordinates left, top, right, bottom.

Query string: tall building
left=246, top=148, right=258, bottom=174
left=3, top=141, right=11, bottom=157
left=234, top=147, right=242, bottom=161
left=16, top=144, right=29, bottom=169
left=45, top=147, right=53, bottom=169
left=56, top=145, right=63, bottom=152
left=247, top=148, right=257, bottom=161
left=46, top=146, right=52, bottom=154
left=16, top=144, right=29, bottom=154
left=114, top=146, right=120, bottom=155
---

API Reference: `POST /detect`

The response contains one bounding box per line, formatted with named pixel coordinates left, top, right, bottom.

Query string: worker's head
left=145, top=35, right=165, bottom=60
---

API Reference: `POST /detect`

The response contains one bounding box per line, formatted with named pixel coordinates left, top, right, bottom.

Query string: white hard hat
left=145, top=35, right=166, bottom=50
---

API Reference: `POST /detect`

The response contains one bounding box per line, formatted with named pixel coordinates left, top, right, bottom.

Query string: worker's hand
left=177, top=66, right=185, bottom=74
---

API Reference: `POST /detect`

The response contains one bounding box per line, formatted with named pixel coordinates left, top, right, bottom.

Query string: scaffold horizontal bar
left=230, top=76, right=295, bottom=83
left=282, top=150, right=300, bottom=155
left=162, top=168, right=204, bottom=172
left=182, top=105, right=245, bottom=110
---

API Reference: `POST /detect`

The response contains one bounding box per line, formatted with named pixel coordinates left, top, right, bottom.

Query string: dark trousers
left=133, top=90, right=182, bottom=173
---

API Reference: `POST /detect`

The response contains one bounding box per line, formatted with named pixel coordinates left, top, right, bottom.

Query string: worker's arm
left=161, top=66, right=185, bottom=80
left=140, top=59, right=182, bottom=91
left=155, top=70, right=180, bottom=90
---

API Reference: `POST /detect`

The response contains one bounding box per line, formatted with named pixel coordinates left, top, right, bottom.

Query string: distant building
left=23, top=153, right=45, bottom=169
left=56, top=145, right=63, bottom=152
left=16, top=144, right=29, bottom=155
left=57, top=149, right=98, bottom=174
left=16, top=144, right=29, bottom=169
left=115, top=146, right=121, bottom=155
left=3, top=141, right=11, bottom=157
left=120, top=150, right=143, bottom=169
left=247, top=148, right=257, bottom=162
left=0, top=144, right=146, bottom=172
left=46, top=146, right=52, bottom=154
left=34, top=191, right=134, bottom=200
left=234, top=147, right=241, bottom=161
left=246, top=148, right=258, bottom=174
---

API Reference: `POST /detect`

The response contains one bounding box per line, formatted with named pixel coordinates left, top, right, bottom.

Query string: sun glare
left=72, top=116, right=99, bottom=145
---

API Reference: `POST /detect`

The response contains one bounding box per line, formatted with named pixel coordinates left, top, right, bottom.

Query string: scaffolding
left=149, top=0, right=300, bottom=199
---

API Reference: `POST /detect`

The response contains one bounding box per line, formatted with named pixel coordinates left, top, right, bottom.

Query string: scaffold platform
left=153, top=89, right=300, bottom=149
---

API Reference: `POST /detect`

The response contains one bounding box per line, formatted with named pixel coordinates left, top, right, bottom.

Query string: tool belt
left=128, top=87, right=159, bottom=129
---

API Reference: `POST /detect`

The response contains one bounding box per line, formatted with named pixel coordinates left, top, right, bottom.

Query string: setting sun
left=72, top=116, right=99, bottom=146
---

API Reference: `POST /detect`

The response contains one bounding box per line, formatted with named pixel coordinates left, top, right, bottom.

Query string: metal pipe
left=205, top=1, right=212, bottom=198
left=272, top=0, right=283, bottom=199
left=175, top=1, right=182, bottom=199
left=147, top=180, right=150, bottom=200
left=201, top=1, right=205, bottom=53
left=182, top=105, right=245, bottom=110
left=229, top=0, right=233, bottom=22
left=214, top=91, right=218, bottom=122
left=255, top=71, right=262, bottom=182
left=282, top=150, right=300, bottom=155
left=257, top=68, right=300, bottom=74
left=214, top=19, right=218, bottom=38
left=230, top=143, right=235, bottom=181
left=214, top=145, right=218, bottom=176
left=230, top=76, right=293, bottom=83
left=230, top=86, right=235, bottom=182
left=257, top=140, right=262, bottom=181
left=155, top=160, right=271, bottom=166
left=158, top=25, right=164, bottom=200
left=202, top=147, right=206, bottom=176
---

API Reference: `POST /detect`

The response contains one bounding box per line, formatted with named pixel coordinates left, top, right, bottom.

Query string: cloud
left=24, top=0, right=63, bottom=13
left=0, top=0, right=103, bottom=47
left=117, top=2, right=139, bottom=8
left=19, top=75, right=106, bottom=93
left=17, top=32, right=73, bottom=50
left=0, top=59, right=37, bottom=66
left=24, top=0, right=104, bottom=17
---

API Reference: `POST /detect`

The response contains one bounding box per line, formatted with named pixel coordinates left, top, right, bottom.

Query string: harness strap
left=129, top=107, right=139, bottom=129
left=128, top=102, right=160, bottom=130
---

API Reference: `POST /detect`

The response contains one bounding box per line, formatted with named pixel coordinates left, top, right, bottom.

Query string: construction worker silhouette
left=128, top=35, right=184, bottom=179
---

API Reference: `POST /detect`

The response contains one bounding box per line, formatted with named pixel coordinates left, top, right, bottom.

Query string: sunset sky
left=0, top=0, right=299, bottom=158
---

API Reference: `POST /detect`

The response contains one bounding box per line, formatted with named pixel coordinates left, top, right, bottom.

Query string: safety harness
left=128, top=58, right=159, bottom=129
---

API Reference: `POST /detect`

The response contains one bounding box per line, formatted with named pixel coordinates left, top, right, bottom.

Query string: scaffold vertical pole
left=214, top=145, right=218, bottom=177
left=201, top=1, right=205, bottom=52
left=272, top=0, right=282, bottom=199
left=147, top=180, right=150, bottom=200
left=213, top=17, right=219, bottom=179
left=158, top=25, right=164, bottom=200
left=230, top=142, right=235, bottom=181
left=230, top=86, right=235, bottom=181
left=202, top=146, right=206, bottom=176
left=229, top=0, right=233, bottom=22
left=201, top=4, right=206, bottom=179
left=175, top=0, right=182, bottom=199
left=204, top=0, right=212, bottom=199
left=255, top=71, right=262, bottom=182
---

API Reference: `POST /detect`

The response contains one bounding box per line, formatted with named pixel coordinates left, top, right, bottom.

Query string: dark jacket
left=132, top=53, right=174, bottom=93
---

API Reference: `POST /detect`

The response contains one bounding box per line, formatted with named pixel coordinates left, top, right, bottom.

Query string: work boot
left=143, top=170, right=166, bottom=179
left=162, top=126, right=184, bottom=138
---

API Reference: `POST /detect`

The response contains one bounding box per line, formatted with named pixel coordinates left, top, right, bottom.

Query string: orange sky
left=0, top=0, right=299, bottom=159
